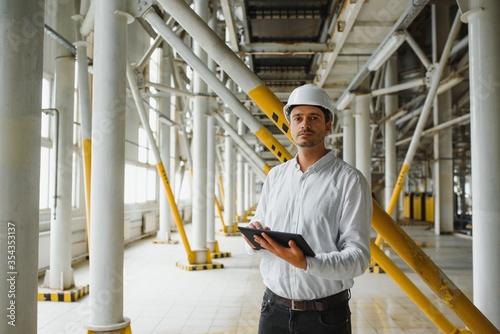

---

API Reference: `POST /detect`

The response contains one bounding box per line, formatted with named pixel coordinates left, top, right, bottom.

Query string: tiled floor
left=37, top=225, right=473, bottom=333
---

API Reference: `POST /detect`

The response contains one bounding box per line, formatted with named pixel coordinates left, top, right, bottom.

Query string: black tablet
left=239, top=226, right=316, bottom=257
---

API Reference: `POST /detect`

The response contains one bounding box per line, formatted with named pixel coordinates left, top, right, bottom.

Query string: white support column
left=191, top=0, right=209, bottom=251
left=206, top=13, right=217, bottom=251
left=157, top=45, right=173, bottom=243
left=249, top=169, right=256, bottom=208
left=45, top=0, right=76, bottom=290
left=433, top=5, right=454, bottom=234
left=171, top=103, right=181, bottom=216
left=354, top=95, right=372, bottom=185
left=236, top=119, right=246, bottom=222
left=224, top=110, right=237, bottom=228
left=45, top=55, right=75, bottom=290
left=464, top=0, right=500, bottom=327
left=87, top=0, right=129, bottom=332
left=244, top=163, right=250, bottom=214
left=0, top=2, right=43, bottom=332
left=206, top=114, right=217, bottom=250
left=340, top=109, right=355, bottom=166
left=384, top=57, right=398, bottom=220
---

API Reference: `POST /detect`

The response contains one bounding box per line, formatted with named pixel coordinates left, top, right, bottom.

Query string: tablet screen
left=239, top=226, right=316, bottom=257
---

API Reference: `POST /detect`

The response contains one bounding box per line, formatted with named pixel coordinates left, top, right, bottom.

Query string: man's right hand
left=244, top=222, right=270, bottom=248
left=247, top=221, right=269, bottom=230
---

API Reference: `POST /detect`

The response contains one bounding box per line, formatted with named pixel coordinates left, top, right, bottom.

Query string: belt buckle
left=291, top=300, right=307, bottom=311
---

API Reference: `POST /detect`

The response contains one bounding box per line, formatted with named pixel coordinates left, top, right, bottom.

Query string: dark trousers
left=258, top=290, right=352, bottom=334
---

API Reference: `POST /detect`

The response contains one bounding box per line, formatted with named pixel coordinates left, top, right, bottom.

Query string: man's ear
left=325, top=120, right=332, bottom=134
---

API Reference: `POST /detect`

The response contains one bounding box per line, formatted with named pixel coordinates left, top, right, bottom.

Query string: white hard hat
left=283, top=84, right=333, bottom=122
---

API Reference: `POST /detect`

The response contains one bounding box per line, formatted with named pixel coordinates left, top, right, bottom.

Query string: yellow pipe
left=255, top=126, right=293, bottom=164
left=375, top=162, right=410, bottom=246
left=248, top=84, right=294, bottom=143
left=372, top=200, right=498, bottom=334
left=157, top=162, right=196, bottom=264
left=215, top=196, right=225, bottom=229
left=370, top=241, right=464, bottom=334
left=387, top=162, right=410, bottom=216
left=82, top=138, right=92, bottom=251
left=218, top=176, right=225, bottom=206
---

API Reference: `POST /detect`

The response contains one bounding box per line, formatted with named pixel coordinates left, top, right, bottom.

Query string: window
left=124, top=163, right=157, bottom=204
left=138, top=127, right=155, bottom=164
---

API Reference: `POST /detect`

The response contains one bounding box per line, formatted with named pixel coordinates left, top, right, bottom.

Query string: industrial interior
left=0, top=0, right=499, bottom=333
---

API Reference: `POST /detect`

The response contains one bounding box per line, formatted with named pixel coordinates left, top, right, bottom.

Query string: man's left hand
left=254, top=233, right=308, bottom=270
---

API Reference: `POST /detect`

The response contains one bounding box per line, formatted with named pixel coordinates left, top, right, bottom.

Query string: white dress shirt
left=247, top=151, right=372, bottom=300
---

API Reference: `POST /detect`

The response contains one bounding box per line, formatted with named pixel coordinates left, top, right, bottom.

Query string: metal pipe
left=42, top=108, right=60, bottom=217
left=135, top=34, right=163, bottom=71
left=220, top=0, right=239, bottom=51
left=450, top=35, right=468, bottom=59
left=384, top=11, right=462, bottom=217
left=181, top=125, right=193, bottom=170
left=240, top=42, right=328, bottom=54
left=80, top=0, right=94, bottom=36
left=212, top=112, right=268, bottom=180
left=405, top=32, right=432, bottom=69
left=126, top=62, right=197, bottom=263
left=145, top=81, right=194, bottom=98
left=143, top=10, right=293, bottom=163
left=333, top=0, right=429, bottom=109
left=395, top=114, right=470, bottom=146
left=44, top=24, right=77, bottom=55
left=372, top=202, right=498, bottom=334
left=156, top=0, right=293, bottom=143
left=315, top=0, right=365, bottom=88
left=371, top=78, right=425, bottom=97
left=395, top=106, right=423, bottom=126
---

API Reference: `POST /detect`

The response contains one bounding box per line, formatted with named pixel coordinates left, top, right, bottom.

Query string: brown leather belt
left=265, top=288, right=350, bottom=312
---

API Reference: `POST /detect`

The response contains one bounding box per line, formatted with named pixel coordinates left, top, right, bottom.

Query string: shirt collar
left=293, top=150, right=335, bottom=173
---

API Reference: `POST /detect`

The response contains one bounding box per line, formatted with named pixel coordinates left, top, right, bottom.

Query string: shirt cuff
left=304, top=256, right=317, bottom=273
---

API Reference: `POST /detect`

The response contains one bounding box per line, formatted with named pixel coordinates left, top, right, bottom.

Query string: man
left=244, top=84, right=372, bottom=334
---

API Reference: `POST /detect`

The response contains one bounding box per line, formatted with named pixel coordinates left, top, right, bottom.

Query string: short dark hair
left=318, top=106, right=333, bottom=123
left=288, top=105, right=332, bottom=123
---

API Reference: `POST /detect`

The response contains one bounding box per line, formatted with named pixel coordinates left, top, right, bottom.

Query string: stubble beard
left=295, top=135, right=325, bottom=148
